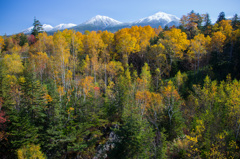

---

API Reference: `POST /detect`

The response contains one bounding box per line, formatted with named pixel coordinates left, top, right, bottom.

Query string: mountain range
left=23, top=23, right=77, bottom=34
left=22, top=11, right=180, bottom=34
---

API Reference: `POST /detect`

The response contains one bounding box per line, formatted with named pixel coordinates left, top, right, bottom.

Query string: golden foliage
left=163, top=80, right=180, bottom=102
left=135, top=90, right=163, bottom=116
left=80, top=76, right=94, bottom=99
left=218, top=20, right=233, bottom=40
left=162, top=28, right=189, bottom=60
left=211, top=31, right=226, bottom=53
left=2, top=53, right=24, bottom=75
left=17, top=144, right=46, bottom=159
left=106, top=61, right=124, bottom=80
left=0, top=36, right=4, bottom=53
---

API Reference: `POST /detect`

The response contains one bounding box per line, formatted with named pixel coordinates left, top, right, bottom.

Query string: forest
left=0, top=11, right=240, bottom=158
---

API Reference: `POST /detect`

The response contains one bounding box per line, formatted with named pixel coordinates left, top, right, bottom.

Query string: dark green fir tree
left=216, top=11, right=226, bottom=23
left=31, top=17, right=43, bottom=36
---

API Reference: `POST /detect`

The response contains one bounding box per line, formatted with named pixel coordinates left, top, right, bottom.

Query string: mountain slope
left=22, top=26, right=34, bottom=34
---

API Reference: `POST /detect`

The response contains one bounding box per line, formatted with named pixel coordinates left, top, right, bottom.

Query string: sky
left=0, top=0, right=239, bottom=35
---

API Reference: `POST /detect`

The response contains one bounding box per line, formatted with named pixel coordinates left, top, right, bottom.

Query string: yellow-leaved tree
left=218, top=20, right=237, bottom=60
left=106, top=61, right=124, bottom=82
left=129, top=25, right=156, bottom=58
left=226, top=79, right=240, bottom=140
left=17, top=144, right=46, bottom=159
left=0, top=36, right=4, bottom=55
left=101, top=30, right=115, bottom=90
left=211, top=31, right=226, bottom=54
left=62, top=30, right=83, bottom=80
left=136, top=63, right=151, bottom=91
left=80, top=76, right=94, bottom=102
left=149, top=43, right=168, bottom=79
left=30, top=52, right=48, bottom=82
left=161, top=28, right=189, bottom=72
left=115, top=28, right=137, bottom=67
left=1, top=53, right=24, bottom=76
left=83, top=31, right=105, bottom=83
left=53, top=31, right=70, bottom=89
left=188, top=33, right=211, bottom=72
left=34, top=32, right=54, bottom=55
left=1, top=53, right=24, bottom=111
left=162, top=80, right=181, bottom=126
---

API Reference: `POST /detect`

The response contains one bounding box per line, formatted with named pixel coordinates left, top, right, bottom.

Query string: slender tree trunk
left=104, top=62, right=107, bottom=92
left=40, top=70, right=43, bottom=84
left=83, top=91, right=86, bottom=102
left=94, top=64, right=96, bottom=83
left=61, top=48, right=66, bottom=89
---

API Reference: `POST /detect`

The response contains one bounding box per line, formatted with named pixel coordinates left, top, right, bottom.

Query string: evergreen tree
left=232, top=14, right=240, bottom=30
left=108, top=115, right=154, bottom=158
left=203, top=13, right=212, bottom=35
left=196, top=13, right=203, bottom=29
left=31, top=17, right=43, bottom=36
left=7, top=111, right=38, bottom=152
left=216, top=12, right=226, bottom=23
left=19, top=33, right=28, bottom=46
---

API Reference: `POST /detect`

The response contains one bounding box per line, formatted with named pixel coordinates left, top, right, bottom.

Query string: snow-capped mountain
left=73, top=12, right=180, bottom=32
left=52, top=23, right=77, bottom=31
left=81, top=15, right=122, bottom=27
left=22, top=26, right=34, bottom=34
left=42, top=24, right=54, bottom=31
left=21, top=11, right=180, bottom=34
left=72, top=15, right=123, bottom=33
left=133, top=11, right=180, bottom=27
left=22, top=23, right=77, bottom=34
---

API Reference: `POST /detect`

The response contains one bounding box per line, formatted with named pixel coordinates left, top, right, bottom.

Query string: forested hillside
left=0, top=11, right=240, bottom=159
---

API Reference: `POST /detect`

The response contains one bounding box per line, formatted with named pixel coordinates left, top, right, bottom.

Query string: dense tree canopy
left=0, top=11, right=240, bottom=159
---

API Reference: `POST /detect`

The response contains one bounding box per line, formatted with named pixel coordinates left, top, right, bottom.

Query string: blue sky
left=0, top=0, right=239, bottom=35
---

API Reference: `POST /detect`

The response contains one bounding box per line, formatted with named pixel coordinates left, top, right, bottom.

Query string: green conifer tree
left=31, top=17, right=43, bottom=36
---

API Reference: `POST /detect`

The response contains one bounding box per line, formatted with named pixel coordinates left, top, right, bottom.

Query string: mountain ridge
left=22, top=23, right=77, bottom=34
left=22, top=11, right=180, bottom=34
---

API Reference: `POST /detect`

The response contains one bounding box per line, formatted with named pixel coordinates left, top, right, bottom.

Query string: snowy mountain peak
left=42, top=24, right=54, bottom=31
left=83, top=15, right=122, bottom=26
left=134, top=11, right=180, bottom=27
left=21, top=11, right=180, bottom=34
left=150, top=11, right=180, bottom=21
left=52, top=23, right=77, bottom=31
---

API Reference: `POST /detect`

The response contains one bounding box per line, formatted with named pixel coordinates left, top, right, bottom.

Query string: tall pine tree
left=31, top=17, right=43, bottom=36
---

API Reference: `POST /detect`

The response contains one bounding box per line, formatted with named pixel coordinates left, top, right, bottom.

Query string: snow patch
left=133, top=11, right=180, bottom=26
left=42, top=24, right=54, bottom=31
left=83, top=15, right=122, bottom=26
left=22, top=23, right=77, bottom=34
left=52, top=23, right=77, bottom=31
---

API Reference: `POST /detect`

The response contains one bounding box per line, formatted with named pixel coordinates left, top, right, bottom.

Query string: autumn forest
left=1, top=11, right=240, bottom=158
